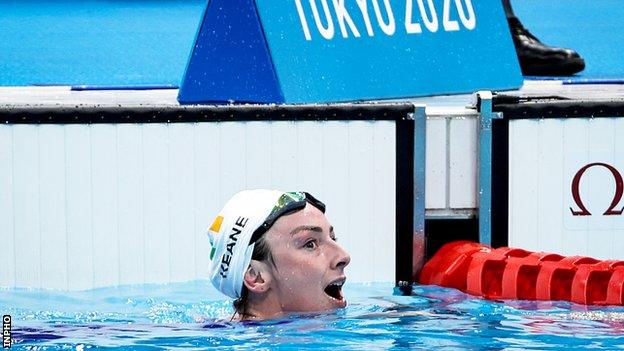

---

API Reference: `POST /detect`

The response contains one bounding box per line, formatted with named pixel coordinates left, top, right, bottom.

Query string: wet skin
left=242, top=203, right=351, bottom=319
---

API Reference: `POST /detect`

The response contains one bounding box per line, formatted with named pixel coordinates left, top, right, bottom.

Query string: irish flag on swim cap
left=206, top=189, right=285, bottom=299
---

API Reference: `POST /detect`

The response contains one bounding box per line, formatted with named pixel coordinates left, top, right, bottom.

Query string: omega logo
left=570, top=162, right=624, bottom=216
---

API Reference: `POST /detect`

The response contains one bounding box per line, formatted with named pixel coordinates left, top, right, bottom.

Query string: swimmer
left=207, top=190, right=351, bottom=321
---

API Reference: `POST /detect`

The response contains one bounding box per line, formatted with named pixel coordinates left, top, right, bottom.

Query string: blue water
left=514, top=0, right=624, bottom=80
left=0, top=0, right=621, bottom=87
left=2, top=281, right=623, bottom=350
left=0, top=0, right=205, bottom=87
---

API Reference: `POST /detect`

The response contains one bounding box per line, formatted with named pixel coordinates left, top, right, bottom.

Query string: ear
left=243, top=259, right=272, bottom=294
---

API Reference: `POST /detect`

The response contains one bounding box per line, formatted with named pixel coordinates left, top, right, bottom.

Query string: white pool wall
left=0, top=121, right=397, bottom=290
left=509, top=117, right=624, bottom=260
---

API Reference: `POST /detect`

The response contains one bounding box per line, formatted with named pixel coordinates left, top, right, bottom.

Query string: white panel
left=296, top=121, right=325, bottom=194
left=560, top=117, right=624, bottom=260
left=347, top=121, right=375, bottom=282
left=0, top=126, right=15, bottom=287
left=91, top=125, right=119, bottom=287
left=613, top=120, right=624, bottom=259
left=5, top=120, right=398, bottom=289
left=449, top=118, right=477, bottom=208
left=117, top=124, right=145, bottom=285
left=511, top=118, right=624, bottom=261
left=65, top=125, right=94, bottom=290
left=319, top=122, right=352, bottom=279
left=245, top=122, right=272, bottom=189
left=218, top=122, right=247, bottom=206
left=270, top=122, right=299, bottom=190
left=38, top=125, right=68, bottom=290
left=168, top=124, right=196, bottom=282
left=12, top=125, right=41, bottom=288
left=143, top=124, right=170, bottom=283
left=535, top=120, right=564, bottom=254
left=561, top=118, right=591, bottom=255
left=425, top=118, right=447, bottom=209
left=509, top=120, right=539, bottom=251
left=372, top=122, right=395, bottom=282
left=193, top=123, right=220, bottom=279
left=585, top=118, right=618, bottom=258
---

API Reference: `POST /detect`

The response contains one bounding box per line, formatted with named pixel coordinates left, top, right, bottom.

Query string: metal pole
left=477, top=91, right=493, bottom=246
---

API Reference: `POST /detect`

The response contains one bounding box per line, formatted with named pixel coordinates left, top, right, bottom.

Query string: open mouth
left=323, top=279, right=345, bottom=302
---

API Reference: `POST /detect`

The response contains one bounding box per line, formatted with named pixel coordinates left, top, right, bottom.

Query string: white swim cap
left=207, top=189, right=325, bottom=299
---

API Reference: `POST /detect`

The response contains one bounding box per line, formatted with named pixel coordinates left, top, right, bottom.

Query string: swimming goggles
left=249, top=191, right=326, bottom=244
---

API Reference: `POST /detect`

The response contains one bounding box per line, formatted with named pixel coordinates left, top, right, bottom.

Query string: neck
left=240, top=291, right=284, bottom=320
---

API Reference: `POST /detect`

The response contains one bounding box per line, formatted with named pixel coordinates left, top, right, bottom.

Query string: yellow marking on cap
left=209, top=215, right=224, bottom=233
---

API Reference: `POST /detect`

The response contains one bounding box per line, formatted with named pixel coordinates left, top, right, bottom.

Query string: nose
left=330, top=241, right=351, bottom=270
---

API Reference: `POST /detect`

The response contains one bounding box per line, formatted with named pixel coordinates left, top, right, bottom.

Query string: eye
left=303, top=239, right=318, bottom=250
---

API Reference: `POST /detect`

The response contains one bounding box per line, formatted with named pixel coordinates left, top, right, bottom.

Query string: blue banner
left=178, top=0, right=522, bottom=104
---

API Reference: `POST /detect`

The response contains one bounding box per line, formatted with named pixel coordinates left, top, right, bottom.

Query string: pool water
left=2, top=281, right=623, bottom=350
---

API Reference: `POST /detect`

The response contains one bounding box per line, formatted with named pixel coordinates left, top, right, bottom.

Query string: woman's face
left=263, top=203, right=351, bottom=312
